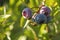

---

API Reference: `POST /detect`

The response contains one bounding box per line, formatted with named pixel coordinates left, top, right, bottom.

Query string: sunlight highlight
left=9, top=0, right=15, bottom=5
left=53, top=23, right=58, bottom=33
left=5, top=32, right=11, bottom=40
left=18, top=36, right=27, bottom=40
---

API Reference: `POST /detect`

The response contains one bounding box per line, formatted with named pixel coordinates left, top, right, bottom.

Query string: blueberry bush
left=0, top=0, right=60, bottom=40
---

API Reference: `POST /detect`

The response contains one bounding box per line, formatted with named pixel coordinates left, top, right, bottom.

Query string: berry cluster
left=22, top=5, right=51, bottom=24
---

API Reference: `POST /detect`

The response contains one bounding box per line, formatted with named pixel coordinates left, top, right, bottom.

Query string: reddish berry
left=40, top=6, right=51, bottom=17
left=22, top=8, right=32, bottom=19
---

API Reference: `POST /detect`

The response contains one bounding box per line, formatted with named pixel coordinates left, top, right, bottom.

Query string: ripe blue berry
left=22, top=8, right=32, bottom=19
left=40, top=6, right=51, bottom=17
left=34, top=14, right=47, bottom=24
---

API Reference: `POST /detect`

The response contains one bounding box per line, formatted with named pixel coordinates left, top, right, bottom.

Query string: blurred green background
left=0, top=0, right=60, bottom=40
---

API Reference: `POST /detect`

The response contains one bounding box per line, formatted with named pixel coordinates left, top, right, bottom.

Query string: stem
left=26, top=26, right=38, bottom=40
left=42, top=0, right=46, bottom=5
left=6, top=32, right=11, bottom=40
left=4, top=5, right=6, bottom=16
left=2, top=5, right=6, bottom=24
left=23, top=20, right=30, bottom=29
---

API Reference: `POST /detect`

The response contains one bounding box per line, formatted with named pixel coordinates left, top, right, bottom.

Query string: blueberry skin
left=34, top=14, right=47, bottom=24
left=22, top=8, right=32, bottom=19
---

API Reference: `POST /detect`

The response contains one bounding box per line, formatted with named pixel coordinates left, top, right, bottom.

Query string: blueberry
left=22, top=8, right=32, bottom=19
left=34, top=14, right=47, bottom=24
left=40, top=6, right=51, bottom=17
